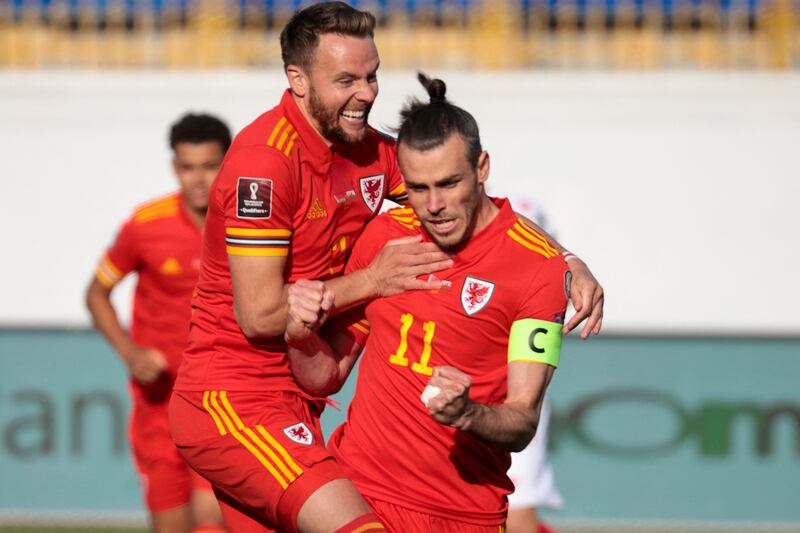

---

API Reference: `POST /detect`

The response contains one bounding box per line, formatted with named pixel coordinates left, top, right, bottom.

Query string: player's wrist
left=562, top=251, right=580, bottom=263
left=451, top=401, right=481, bottom=431
left=358, top=265, right=382, bottom=299
left=118, top=340, right=141, bottom=364
left=284, top=331, right=313, bottom=349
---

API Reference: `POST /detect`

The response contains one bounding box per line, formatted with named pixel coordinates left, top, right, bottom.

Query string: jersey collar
left=176, top=192, right=204, bottom=233
left=280, top=90, right=334, bottom=164
left=447, top=197, right=516, bottom=262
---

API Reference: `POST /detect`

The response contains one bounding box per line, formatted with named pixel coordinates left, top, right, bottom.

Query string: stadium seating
left=0, top=1, right=796, bottom=68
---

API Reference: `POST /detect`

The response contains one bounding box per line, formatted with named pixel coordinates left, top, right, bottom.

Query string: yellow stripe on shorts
left=218, top=391, right=303, bottom=481
left=206, top=391, right=291, bottom=489
left=202, top=391, right=227, bottom=435
left=254, top=425, right=303, bottom=477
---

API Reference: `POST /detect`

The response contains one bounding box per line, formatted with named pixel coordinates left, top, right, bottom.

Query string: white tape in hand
left=420, top=385, right=441, bottom=407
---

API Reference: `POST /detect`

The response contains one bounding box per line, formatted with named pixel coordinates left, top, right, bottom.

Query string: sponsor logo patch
left=460, top=276, right=495, bottom=315
left=237, top=177, right=272, bottom=219
left=359, top=174, right=385, bottom=213
left=283, top=422, right=313, bottom=445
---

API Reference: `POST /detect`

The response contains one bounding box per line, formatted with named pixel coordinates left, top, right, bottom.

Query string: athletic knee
left=506, top=507, right=540, bottom=533
left=293, top=478, right=373, bottom=533
left=151, top=506, right=192, bottom=533
left=191, top=489, right=224, bottom=528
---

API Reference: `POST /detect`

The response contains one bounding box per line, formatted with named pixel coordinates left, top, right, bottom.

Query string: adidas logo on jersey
left=307, top=198, right=328, bottom=219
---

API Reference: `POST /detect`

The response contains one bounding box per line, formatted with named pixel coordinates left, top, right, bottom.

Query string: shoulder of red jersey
left=345, top=207, right=420, bottom=273
left=232, top=109, right=301, bottom=160
left=131, top=192, right=182, bottom=225
left=384, top=206, right=423, bottom=234
left=504, top=215, right=561, bottom=262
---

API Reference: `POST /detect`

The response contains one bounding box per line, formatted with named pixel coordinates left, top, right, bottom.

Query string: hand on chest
left=370, top=271, right=512, bottom=376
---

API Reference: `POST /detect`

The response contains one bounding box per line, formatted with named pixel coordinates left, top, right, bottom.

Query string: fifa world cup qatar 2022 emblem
left=237, top=177, right=273, bottom=219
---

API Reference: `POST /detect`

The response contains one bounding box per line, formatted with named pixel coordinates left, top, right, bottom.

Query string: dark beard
left=308, top=88, right=369, bottom=145
left=426, top=183, right=482, bottom=253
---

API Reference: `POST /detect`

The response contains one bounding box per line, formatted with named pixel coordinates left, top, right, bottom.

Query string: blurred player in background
left=284, top=75, right=572, bottom=532
left=86, top=113, right=231, bottom=533
left=169, top=3, right=603, bottom=533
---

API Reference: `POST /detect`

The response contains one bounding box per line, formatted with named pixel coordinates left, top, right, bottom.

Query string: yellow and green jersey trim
left=508, top=318, right=563, bottom=368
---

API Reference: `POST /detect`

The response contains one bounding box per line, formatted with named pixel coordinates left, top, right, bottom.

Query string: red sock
left=191, top=525, right=227, bottom=533
left=538, top=523, right=558, bottom=533
left=333, top=512, right=386, bottom=533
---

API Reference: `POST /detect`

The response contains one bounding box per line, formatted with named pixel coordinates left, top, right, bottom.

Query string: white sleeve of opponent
left=507, top=398, right=564, bottom=510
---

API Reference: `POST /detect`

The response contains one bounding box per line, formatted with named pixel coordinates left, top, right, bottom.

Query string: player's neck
left=470, top=194, right=499, bottom=236
left=182, top=198, right=206, bottom=229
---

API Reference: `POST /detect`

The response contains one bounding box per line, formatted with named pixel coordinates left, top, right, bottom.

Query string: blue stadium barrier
left=2, top=0, right=767, bottom=32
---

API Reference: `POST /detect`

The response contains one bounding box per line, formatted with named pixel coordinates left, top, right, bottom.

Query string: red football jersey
left=328, top=198, right=568, bottom=525
left=174, top=90, right=407, bottom=393
left=96, top=192, right=202, bottom=375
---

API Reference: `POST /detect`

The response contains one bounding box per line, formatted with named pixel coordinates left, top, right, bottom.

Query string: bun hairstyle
left=418, top=72, right=447, bottom=103
left=397, top=72, right=482, bottom=167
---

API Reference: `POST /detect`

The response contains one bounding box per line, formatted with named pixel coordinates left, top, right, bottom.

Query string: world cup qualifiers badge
left=237, top=177, right=273, bottom=219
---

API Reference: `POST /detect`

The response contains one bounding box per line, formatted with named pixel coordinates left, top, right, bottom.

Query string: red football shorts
left=169, top=389, right=348, bottom=532
left=365, top=496, right=506, bottom=533
left=129, top=381, right=213, bottom=512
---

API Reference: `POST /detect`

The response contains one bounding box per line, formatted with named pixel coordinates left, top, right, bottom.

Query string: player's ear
left=287, top=65, right=308, bottom=98
left=476, top=151, right=490, bottom=185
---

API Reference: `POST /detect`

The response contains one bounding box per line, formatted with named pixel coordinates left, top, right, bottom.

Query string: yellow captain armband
left=508, top=319, right=563, bottom=368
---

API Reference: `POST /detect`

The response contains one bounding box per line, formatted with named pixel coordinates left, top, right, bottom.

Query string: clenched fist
left=424, top=366, right=476, bottom=430
left=285, top=279, right=335, bottom=345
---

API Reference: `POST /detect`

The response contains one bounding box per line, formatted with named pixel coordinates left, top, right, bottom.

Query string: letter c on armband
left=508, top=319, right=563, bottom=368
left=529, top=328, right=548, bottom=354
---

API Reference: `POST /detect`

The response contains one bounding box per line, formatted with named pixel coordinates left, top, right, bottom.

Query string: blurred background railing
left=0, top=0, right=797, bottom=68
